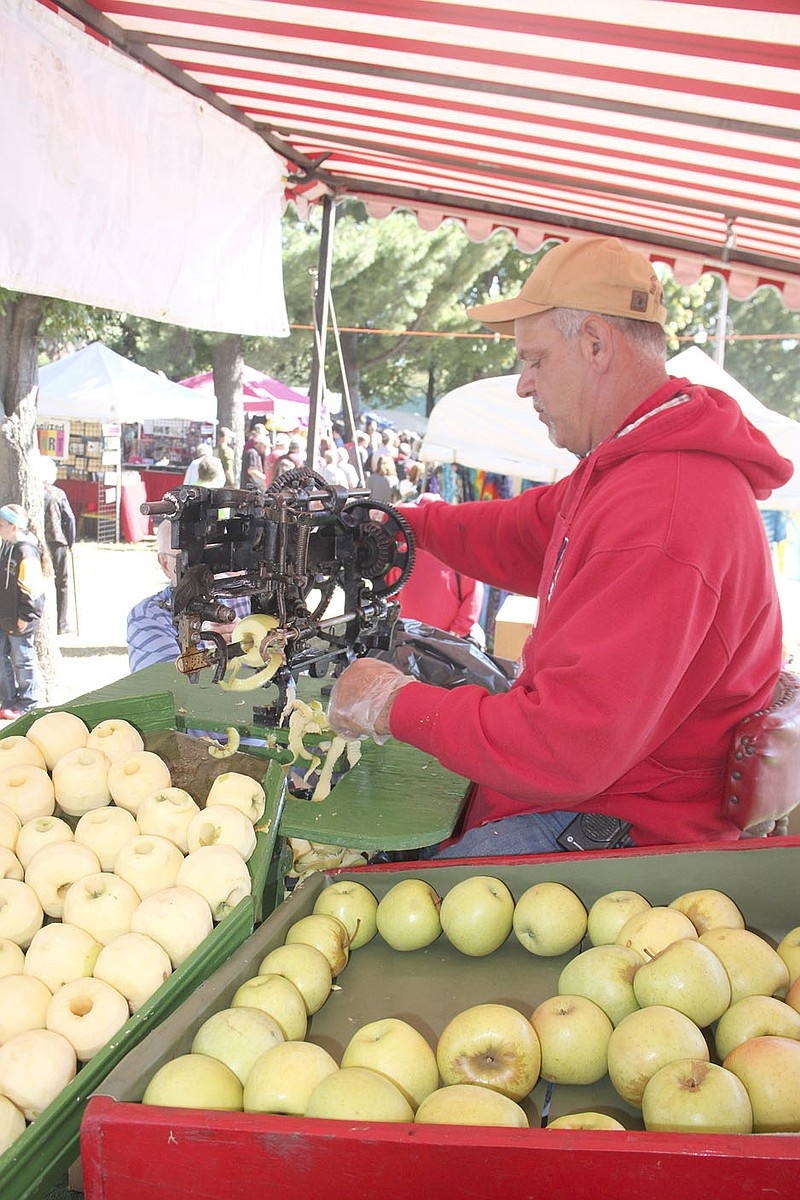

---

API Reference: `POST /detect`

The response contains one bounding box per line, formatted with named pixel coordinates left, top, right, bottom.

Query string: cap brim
left=466, top=296, right=554, bottom=337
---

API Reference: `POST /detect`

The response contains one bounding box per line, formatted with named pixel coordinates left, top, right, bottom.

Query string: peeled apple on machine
left=219, top=614, right=285, bottom=692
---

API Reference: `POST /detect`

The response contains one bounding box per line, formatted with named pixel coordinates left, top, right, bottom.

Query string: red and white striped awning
left=38, top=1, right=800, bottom=305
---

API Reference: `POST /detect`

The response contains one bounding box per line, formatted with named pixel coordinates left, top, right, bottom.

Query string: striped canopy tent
left=179, top=366, right=319, bottom=430
left=27, top=0, right=800, bottom=310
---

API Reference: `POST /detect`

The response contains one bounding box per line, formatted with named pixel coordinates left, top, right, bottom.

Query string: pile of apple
left=139, top=873, right=800, bottom=1135
left=0, top=710, right=268, bottom=1155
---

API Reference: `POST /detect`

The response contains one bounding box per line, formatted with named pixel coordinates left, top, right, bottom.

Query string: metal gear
left=343, top=499, right=415, bottom=597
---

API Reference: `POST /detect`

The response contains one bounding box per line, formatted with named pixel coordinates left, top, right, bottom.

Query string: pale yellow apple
left=642, top=1059, right=752, bottom=1133
left=74, top=806, right=138, bottom=871
left=632, top=938, right=731, bottom=1027
left=52, top=748, right=112, bottom=817
left=93, top=931, right=173, bottom=1013
left=205, top=772, right=266, bottom=824
left=0, top=1028, right=76, bottom=1119
left=0, top=734, right=45, bottom=772
left=607, top=1005, right=709, bottom=1108
left=699, top=927, right=790, bottom=1004
left=436, top=1003, right=540, bottom=1101
left=723, top=1036, right=800, bottom=1132
left=558, top=944, right=641, bottom=1027
left=0, top=1093, right=26, bottom=1154
left=24, top=922, right=102, bottom=992
left=61, top=871, right=141, bottom=945
left=142, top=1053, right=243, bottom=1110
left=587, top=890, right=651, bottom=946
left=513, top=882, right=587, bottom=957
left=15, top=815, right=73, bottom=870
left=243, top=1041, right=338, bottom=1115
left=668, top=888, right=745, bottom=935
left=0, top=972, right=52, bottom=1043
left=342, top=1017, right=439, bottom=1110
left=546, top=1112, right=626, bottom=1131
left=285, top=913, right=350, bottom=976
left=46, top=975, right=130, bottom=1060
left=24, top=840, right=101, bottom=919
left=191, top=1005, right=284, bottom=1084
left=305, top=1066, right=414, bottom=1122
left=616, top=906, right=697, bottom=961
left=25, top=711, right=89, bottom=771
left=257, top=942, right=332, bottom=1015
left=130, top=885, right=213, bottom=967
left=231, top=973, right=307, bottom=1041
left=313, top=880, right=378, bottom=950
left=787, top=976, right=800, bottom=1014
left=416, top=1084, right=528, bottom=1127
left=776, top=925, right=800, bottom=987
left=114, top=834, right=184, bottom=900
left=440, top=875, right=514, bottom=957
left=185, top=803, right=255, bottom=861
left=375, top=878, right=442, bottom=951
left=0, top=764, right=55, bottom=822
left=108, top=751, right=171, bottom=816
left=86, top=719, right=144, bottom=765
left=139, top=788, right=202, bottom=854
left=0, top=879, right=44, bottom=948
left=0, top=802, right=21, bottom=853
left=714, top=994, right=800, bottom=1061
left=176, top=844, right=252, bottom=922
left=0, top=847, right=23, bottom=881
left=0, top=938, right=25, bottom=978
left=531, top=994, right=613, bottom=1085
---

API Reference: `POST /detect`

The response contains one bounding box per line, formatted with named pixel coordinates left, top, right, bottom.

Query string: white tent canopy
left=37, top=343, right=217, bottom=424
left=421, top=346, right=800, bottom=510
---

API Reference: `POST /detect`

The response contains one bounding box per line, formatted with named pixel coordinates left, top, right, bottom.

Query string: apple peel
left=203, top=727, right=241, bottom=759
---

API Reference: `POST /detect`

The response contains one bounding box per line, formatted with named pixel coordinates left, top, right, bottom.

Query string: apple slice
left=93, top=931, right=173, bottom=1014
left=74, top=806, right=138, bottom=871
left=62, top=871, right=141, bottom=945
left=108, top=752, right=171, bottom=816
left=0, top=972, right=52, bottom=1043
left=137, top=788, right=200, bottom=854
left=24, top=840, right=101, bottom=919
left=53, top=747, right=112, bottom=817
left=114, top=835, right=184, bottom=900
left=25, top=711, right=89, bottom=770
left=15, top=815, right=73, bottom=870
left=130, top=886, right=213, bottom=967
left=0, top=1028, right=76, bottom=1119
left=46, top=976, right=130, bottom=1060
left=0, top=764, right=55, bottom=822
left=0, top=735, right=46, bottom=772
left=86, top=719, right=144, bottom=765
left=0, top=879, right=44, bottom=948
left=24, top=922, right=102, bottom=992
left=176, top=845, right=252, bottom=922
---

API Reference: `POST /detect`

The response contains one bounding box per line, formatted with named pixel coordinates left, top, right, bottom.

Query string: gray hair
left=551, top=308, right=667, bottom=360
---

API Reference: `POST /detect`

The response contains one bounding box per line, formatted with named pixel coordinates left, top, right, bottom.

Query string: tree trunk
left=0, top=293, right=60, bottom=702
left=211, top=334, right=245, bottom=482
left=426, top=364, right=437, bottom=417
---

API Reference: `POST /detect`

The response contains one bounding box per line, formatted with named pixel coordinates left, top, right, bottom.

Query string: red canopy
left=180, top=366, right=322, bottom=429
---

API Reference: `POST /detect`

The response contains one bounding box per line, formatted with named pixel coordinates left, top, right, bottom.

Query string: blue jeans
left=0, top=629, right=40, bottom=713
left=422, top=810, right=581, bottom=859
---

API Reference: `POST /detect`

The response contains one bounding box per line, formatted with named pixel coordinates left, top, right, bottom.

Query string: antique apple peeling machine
left=141, top=467, right=416, bottom=721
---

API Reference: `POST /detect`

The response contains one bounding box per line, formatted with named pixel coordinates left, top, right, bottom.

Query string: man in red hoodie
left=328, top=236, right=793, bottom=854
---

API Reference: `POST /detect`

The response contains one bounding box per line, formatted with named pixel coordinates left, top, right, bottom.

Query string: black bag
left=373, top=617, right=516, bottom=693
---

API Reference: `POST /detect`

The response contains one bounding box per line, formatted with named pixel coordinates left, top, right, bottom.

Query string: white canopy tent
left=37, top=343, right=217, bottom=424
left=421, top=346, right=800, bottom=510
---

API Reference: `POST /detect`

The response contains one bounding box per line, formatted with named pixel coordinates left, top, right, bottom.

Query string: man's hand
left=328, top=658, right=413, bottom=743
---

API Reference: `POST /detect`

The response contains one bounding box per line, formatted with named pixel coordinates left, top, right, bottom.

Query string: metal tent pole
left=306, top=195, right=336, bottom=470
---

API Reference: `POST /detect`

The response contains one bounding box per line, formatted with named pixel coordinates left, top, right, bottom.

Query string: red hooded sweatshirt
left=391, top=377, right=794, bottom=846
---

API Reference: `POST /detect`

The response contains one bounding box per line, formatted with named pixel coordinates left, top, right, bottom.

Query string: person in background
left=126, top=520, right=250, bottom=673
left=328, top=236, right=793, bottom=855
left=39, top=457, right=76, bottom=635
left=214, top=426, right=236, bottom=486
left=366, top=454, right=400, bottom=504
left=197, top=456, right=227, bottom=488
left=0, top=503, right=49, bottom=719
left=240, top=425, right=270, bottom=491
left=272, top=438, right=306, bottom=481
left=183, top=443, right=214, bottom=484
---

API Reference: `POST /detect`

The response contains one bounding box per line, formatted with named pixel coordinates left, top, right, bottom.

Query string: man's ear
left=581, top=316, right=612, bottom=367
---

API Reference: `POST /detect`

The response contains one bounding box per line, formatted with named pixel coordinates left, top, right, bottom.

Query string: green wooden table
left=67, top=662, right=470, bottom=853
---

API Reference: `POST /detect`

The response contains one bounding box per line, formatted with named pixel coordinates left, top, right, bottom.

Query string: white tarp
left=37, top=343, right=217, bottom=423
left=0, top=0, right=289, bottom=337
left=422, top=347, right=800, bottom=509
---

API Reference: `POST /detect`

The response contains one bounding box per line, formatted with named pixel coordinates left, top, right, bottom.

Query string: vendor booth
left=180, top=366, right=321, bottom=432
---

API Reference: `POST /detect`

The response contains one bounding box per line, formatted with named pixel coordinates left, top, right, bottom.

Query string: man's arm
left=127, top=591, right=180, bottom=673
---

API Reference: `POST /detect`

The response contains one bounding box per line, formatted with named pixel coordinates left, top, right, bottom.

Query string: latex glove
left=328, top=658, right=413, bottom=744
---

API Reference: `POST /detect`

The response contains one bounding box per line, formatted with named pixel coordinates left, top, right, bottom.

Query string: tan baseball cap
left=467, top=236, right=667, bottom=335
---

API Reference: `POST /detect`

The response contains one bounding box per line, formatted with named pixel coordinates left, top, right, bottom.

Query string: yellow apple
left=25, top=711, right=89, bottom=771
left=375, top=878, right=442, bottom=952
left=305, top=1066, right=414, bottom=1122
left=52, top=748, right=112, bottom=817
left=416, top=1083, right=528, bottom=1127
left=15, top=815, right=73, bottom=870
left=616, top=906, right=697, bottom=960
left=257, top=943, right=332, bottom=1015
left=440, top=875, right=514, bottom=957
left=142, top=1052, right=243, bottom=1110
left=0, top=972, right=52, bottom=1043
left=341, top=1017, right=439, bottom=1109
left=642, top=1059, right=752, bottom=1133
left=285, top=913, right=350, bottom=975
left=46, top=976, right=130, bottom=1061
left=108, top=752, right=171, bottom=816
left=723, top=1036, right=800, bottom=1132
left=714, top=994, right=800, bottom=1061
left=0, top=1093, right=26, bottom=1154
left=86, top=719, right=144, bottom=765
left=776, top=925, right=800, bottom=987
left=546, top=1112, right=626, bottom=1131
left=632, top=938, right=731, bottom=1027
left=558, top=944, right=641, bottom=1026
left=231, top=973, right=307, bottom=1041
left=668, top=888, right=744, bottom=935
left=587, top=890, right=651, bottom=946
left=530, top=994, right=613, bottom=1085
left=0, top=1028, right=76, bottom=1119
left=191, top=1005, right=284, bottom=1084
left=243, top=1041, right=339, bottom=1115
left=787, top=976, right=800, bottom=1014
left=607, top=1005, right=709, bottom=1108
left=513, top=881, right=587, bottom=957
left=0, top=764, right=55, bottom=822
left=436, top=1003, right=540, bottom=1101
left=313, top=880, right=378, bottom=950
left=0, top=734, right=46, bottom=772
left=699, top=927, right=790, bottom=1004
left=93, top=931, right=173, bottom=1013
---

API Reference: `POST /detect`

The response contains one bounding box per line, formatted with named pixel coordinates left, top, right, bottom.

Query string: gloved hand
left=328, top=658, right=414, bottom=744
